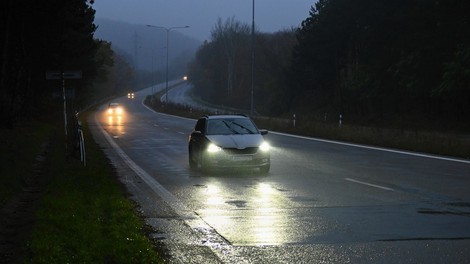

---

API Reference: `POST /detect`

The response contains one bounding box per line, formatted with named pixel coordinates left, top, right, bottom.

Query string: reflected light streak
left=201, top=183, right=233, bottom=233
left=106, top=114, right=124, bottom=136
left=204, top=184, right=225, bottom=206
left=251, top=183, right=283, bottom=245
left=200, top=182, right=289, bottom=246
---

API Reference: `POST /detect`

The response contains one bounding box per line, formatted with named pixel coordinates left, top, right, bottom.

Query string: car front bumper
left=204, top=152, right=270, bottom=169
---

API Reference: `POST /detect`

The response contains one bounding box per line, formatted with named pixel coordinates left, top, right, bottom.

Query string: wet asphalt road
left=90, top=84, right=470, bottom=263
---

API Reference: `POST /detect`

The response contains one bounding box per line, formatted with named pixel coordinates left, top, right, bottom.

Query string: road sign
left=46, top=71, right=82, bottom=80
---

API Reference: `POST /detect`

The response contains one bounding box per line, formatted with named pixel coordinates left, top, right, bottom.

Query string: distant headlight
left=259, top=141, right=271, bottom=152
left=207, top=143, right=222, bottom=153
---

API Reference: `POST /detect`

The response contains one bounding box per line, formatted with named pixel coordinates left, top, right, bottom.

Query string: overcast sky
left=93, top=0, right=315, bottom=41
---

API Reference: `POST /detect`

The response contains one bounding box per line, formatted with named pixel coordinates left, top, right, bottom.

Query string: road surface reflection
left=200, top=182, right=289, bottom=245
left=103, top=110, right=126, bottom=138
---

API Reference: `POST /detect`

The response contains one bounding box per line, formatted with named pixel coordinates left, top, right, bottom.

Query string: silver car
left=188, top=115, right=271, bottom=174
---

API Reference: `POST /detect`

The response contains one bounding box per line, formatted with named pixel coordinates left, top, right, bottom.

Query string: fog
left=92, top=0, right=315, bottom=41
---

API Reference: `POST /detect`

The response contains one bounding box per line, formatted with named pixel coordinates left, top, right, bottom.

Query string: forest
left=188, top=0, right=470, bottom=131
left=0, top=0, right=130, bottom=128
left=2, top=0, right=470, bottom=132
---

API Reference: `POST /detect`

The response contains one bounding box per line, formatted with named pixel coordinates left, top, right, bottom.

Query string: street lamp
left=146, top=24, right=190, bottom=104
left=250, top=0, right=255, bottom=116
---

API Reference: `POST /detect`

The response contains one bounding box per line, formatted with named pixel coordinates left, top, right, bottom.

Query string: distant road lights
left=146, top=24, right=190, bottom=104
left=183, top=76, right=188, bottom=81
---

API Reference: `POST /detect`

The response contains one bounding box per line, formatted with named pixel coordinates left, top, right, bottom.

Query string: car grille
left=223, top=147, right=258, bottom=155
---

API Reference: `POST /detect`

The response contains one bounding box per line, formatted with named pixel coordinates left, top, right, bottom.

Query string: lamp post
left=250, top=0, right=255, bottom=116
left=146, top=24, right=189, bottom=104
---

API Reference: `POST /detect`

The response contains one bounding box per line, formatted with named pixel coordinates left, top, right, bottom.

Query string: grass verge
left=20, top=113, right=163, bottom=263
left=145, top=94, right=470, bottom=159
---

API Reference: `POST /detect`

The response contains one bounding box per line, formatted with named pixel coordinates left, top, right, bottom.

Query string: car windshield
left=206, top=118, right=257, bottom=135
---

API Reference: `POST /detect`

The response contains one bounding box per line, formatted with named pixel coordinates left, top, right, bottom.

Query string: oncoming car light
left=207, top=143, right=222, bottom=153
left=259, top=141, right=271, bottom=152
left=107, top=106, right=124, bottom=115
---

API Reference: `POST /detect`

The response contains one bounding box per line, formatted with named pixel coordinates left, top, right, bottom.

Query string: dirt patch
left=0, top=141, right=50, bottom=263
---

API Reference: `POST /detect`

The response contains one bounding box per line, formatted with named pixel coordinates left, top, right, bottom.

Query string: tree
left=291, top=0, right=470, bottom=129
left=0, top=0, right=98, bottom=127
left=188, top=19, right=297, bottom=114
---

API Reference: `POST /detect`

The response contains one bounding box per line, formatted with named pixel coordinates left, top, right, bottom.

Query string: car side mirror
left=192, top=130, right=203, bottom=136
left=259, top=129, right=268, bottom=135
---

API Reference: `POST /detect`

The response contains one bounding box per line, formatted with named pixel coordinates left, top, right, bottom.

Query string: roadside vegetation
left=2, top=0, right=469, bottom=261
left=187, top=1, right=470, bottom=135
left=0, top=115, right=163, bottom=263
left=145, top=93, right=470, bottom=159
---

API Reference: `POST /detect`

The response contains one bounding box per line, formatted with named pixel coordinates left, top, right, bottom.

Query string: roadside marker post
left=46, top=70, right=82, bottom=155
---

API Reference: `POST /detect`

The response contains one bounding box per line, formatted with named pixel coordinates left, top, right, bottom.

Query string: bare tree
left=211, top=17, right=250, bottom=97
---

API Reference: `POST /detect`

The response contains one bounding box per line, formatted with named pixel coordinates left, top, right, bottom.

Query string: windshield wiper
left=229, top=121, right=255, bottom=134
left=222, top=121, right=240, bottom=134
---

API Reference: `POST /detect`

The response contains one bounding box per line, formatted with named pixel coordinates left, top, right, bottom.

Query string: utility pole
left=250, top=0, right=255, bottom=116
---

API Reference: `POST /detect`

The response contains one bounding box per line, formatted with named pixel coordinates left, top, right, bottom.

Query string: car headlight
left=207, top=143, right=222, bottom=153
left=116, top=107, right=123, bottom=114
left=259, top=141, right=270, bottom=152
left=107, top=108, right=113, bottom=114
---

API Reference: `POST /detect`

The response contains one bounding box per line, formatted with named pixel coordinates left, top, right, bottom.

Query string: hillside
left=94, top=18, right=201, bottom=72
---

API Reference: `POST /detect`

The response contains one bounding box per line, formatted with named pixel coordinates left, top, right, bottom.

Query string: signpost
left=46, top=71, right=82, bottom=80
left=46, top=70, right=82, bottom=155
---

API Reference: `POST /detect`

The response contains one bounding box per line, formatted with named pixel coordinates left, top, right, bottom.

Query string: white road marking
left=272, top=132, right=470, bottom=164
left=140, top=97, right=469, bottom=165
left=345, top=178, right=394, bottom=191
left=95, top=113, right=194, bottom=218
left=94, top=110, right=238, bottom=261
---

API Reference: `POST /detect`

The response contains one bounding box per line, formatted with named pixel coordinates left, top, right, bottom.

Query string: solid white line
left=272, top=131, right=470, bottom=164
left=345, top=178, right=394, bottom=192
left=94, top=112, right=238, bottom=259
left=141, top=98, right=195, bottom=122
left=94, top=113, right=195, bottom=218
left=140, top=97, right=469, bottom=165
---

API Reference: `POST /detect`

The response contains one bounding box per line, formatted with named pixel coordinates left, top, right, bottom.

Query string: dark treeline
left=0, top=0, right=120, bottom=128
left=187, top=17, right=296, bottom=116
left=188, top=0, right=470, bottom=131
left=293, top=0, right=470, bottom=129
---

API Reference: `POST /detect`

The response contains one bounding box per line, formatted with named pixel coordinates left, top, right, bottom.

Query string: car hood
left=206, top=134, right=264, bottom=149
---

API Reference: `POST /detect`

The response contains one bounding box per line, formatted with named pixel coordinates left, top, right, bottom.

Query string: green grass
left=19, top=114, right=163, bottom=263
left=257, top=117, right=470, bottom=159
left=145, top=94, right=470, bottom=159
